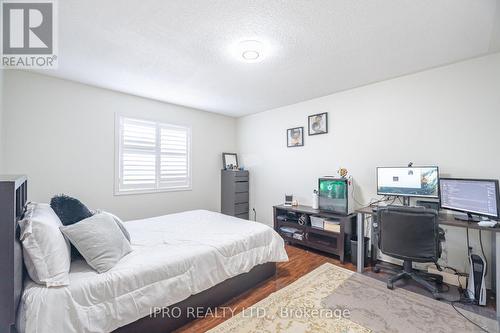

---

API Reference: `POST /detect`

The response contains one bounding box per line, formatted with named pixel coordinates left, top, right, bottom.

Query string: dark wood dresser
left=221, top=170, right=249, bottom=219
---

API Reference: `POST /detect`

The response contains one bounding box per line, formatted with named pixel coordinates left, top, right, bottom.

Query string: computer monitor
left=377, top=166, right=439, bottom=198
left=318, top=178, right=353, bottom=215
left=440, top=178, right=500, bottom=221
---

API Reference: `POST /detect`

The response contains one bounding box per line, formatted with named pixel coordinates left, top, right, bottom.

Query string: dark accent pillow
left=50, top=194, right=93, bottom=226
left=50, top=195, right=94, bottom=259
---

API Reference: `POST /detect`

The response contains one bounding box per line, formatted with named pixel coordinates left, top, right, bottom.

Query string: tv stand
left=454, top=212, right=481, bottom=223
left=273, top=204, right=356, bottom=263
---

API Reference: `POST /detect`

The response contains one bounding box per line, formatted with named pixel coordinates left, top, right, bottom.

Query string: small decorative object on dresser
left=287, top=127, right=304, bottom=147
left=221, top=169, right=249, bottom=219
left=308, top=112, right=328, bottom=135
left=337, top=167, right=348, bottom=178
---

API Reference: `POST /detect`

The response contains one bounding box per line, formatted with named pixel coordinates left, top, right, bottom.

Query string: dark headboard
left=0, top=176, right=27, bottom=333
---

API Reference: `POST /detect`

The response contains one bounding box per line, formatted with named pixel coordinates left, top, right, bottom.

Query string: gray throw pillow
left=60, top=213, right=132, bottom=273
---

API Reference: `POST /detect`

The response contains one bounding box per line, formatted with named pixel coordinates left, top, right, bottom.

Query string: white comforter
left=18, top=210, right=288, bottom=333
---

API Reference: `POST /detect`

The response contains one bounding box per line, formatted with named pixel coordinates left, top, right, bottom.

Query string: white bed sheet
left=17, top=210, right=288, bottom=333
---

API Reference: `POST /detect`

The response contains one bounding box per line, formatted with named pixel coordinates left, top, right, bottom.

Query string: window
left=115, top=116, right=191, bottom=194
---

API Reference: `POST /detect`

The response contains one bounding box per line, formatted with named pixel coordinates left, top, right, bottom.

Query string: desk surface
left=356, top=206, right=500, bottom=232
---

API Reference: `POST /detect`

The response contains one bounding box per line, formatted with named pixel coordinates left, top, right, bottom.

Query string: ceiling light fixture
left=242, top=50, right=260, bottom=61
left=237, top=40, right=264, bottom=63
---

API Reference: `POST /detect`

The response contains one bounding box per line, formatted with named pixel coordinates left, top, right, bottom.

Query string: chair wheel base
left=387, top=282, right=394, bottom=290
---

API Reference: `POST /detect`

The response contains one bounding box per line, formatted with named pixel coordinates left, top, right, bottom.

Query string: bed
left=0, top=177, right=288, bottom=333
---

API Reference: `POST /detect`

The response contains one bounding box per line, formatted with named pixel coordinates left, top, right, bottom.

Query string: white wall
left=237, top=53, right=500, bottom=285
left=3, top=70, right=236, bottom=220
left=491, top=3, right=500, bottom=52
left=3, top=54, right=499, bottom=285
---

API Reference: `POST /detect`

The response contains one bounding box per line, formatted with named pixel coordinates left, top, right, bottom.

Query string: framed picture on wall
left=308, top=112, right=328, bottom=135
left=287, top=127, right=304, bottom=147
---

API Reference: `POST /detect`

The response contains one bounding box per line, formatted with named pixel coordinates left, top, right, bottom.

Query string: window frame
left=114, top=114, right=192, bottom=196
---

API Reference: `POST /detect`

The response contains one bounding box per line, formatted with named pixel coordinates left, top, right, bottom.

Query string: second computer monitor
left=377, top=166, right=439, bottom=198
left=440, top=178, right=499, bottom=220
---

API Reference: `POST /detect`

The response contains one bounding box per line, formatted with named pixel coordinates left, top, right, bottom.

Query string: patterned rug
left=208, top=263, right=499, bottom=333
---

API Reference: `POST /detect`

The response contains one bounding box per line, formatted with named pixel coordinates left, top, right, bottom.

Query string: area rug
left=208, top=263, right=499, bottom=333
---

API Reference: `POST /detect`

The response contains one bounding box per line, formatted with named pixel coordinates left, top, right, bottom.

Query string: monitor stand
left=454, top=212, right=481, bottom=223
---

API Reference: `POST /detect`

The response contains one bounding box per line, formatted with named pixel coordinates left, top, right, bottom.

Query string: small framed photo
left=308, top=112, right=328, bottom=135
left=222, top=152, right=238, bottom=170
left=287, top=127, right=304, bottom=147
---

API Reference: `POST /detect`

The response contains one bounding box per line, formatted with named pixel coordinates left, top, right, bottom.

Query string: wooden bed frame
left=0, top=176, right=277, bottom=333
left=0, top=176, right=27, bottom=333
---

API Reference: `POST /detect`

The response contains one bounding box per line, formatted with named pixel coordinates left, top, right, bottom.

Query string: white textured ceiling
left=41, top=0, right=500, bottom=117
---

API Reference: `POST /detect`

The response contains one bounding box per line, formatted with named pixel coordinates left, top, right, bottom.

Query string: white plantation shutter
left=116, top=116, right=191, bottom=194
left=159, top=125, right=190, bottom=189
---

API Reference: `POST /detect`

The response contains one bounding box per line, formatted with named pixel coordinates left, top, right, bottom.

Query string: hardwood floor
left=176, top=244, right=496, bottom=333
left=175, top=245, right=341, bottom=332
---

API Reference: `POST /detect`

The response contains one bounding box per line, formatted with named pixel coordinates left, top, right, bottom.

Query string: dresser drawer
left=234, top=170, right=249, bottom=177
left=235, top=212, right=249, bottom=220
left=234, top=175, right=249, bottom=182
left=221, top=171, right=249, bottom=186
left=234, top=203, right=249, bottom=215
left=235, top=192, right=249, bottom=204
left=235, top=181, right=249, bottom=193
left=233, top=170, right=249, bottom=182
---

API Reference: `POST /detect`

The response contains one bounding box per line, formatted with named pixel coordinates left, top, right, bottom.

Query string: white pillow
left=93, top=209, right=131, bottom=241
left=60, top=213, right=132, bottom=273
left=18, top=203, right=71, bottom=287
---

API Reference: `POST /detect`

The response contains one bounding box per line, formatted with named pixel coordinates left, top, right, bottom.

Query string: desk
left=355, top=206, right=500, bottom=321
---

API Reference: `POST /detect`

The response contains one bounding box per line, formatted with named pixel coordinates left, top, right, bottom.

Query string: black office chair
left=373, top=206, right=445, bottom=299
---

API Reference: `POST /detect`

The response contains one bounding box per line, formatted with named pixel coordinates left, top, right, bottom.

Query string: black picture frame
left=287, top=127, right=304, bottom=147
left=222, top=153, right=238, bottom=170
left=308, top=112, right=328, bottom=136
